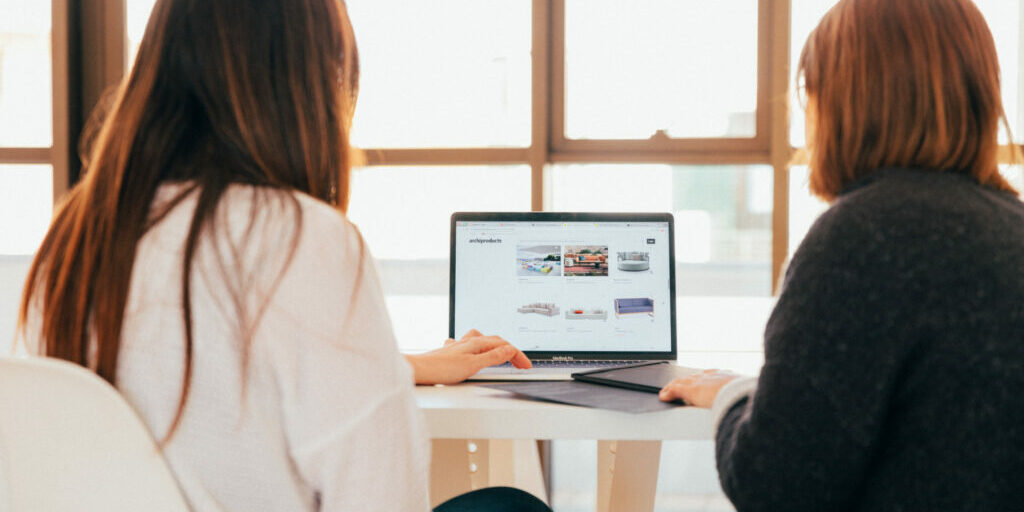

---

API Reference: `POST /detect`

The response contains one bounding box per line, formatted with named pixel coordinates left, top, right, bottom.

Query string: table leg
left=429, top=440, right=472, bottom=508
left=429, top=439, right=549, bottom=508
left=596, top=440, right=662, bottom=512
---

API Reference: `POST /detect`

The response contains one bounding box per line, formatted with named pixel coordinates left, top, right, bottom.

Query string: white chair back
left=0, top=356, right=190, bottom=511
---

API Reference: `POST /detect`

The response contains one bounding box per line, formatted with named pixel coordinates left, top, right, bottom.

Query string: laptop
left=450, top=212, right=677, bottom=380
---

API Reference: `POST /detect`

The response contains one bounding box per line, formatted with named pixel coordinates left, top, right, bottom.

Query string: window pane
left=127, top=1, right=533, bottom=148
left=974, top=0, right=1023, bottom=144
left=0, top=0, right=51, bottom=147
left=346, top=1, right=531, bottom=148
left=1000, top=164, right=1024, bottom=194
left=789, top=0, right=835, bottom=148
left=549, top=164, right=773, bottom=296
left=549, top=164, right=773, bottom=355
left=126, top=0, right=157, bottom=66
left=788, top=165, right=829, bottom=258
left=791, top=0, right=1024, bottom=146
left=0, top=165, right=52, bottom=255
left=565, top=0, right=758, bottom=140
left=347, top=165, right=531, bottom=350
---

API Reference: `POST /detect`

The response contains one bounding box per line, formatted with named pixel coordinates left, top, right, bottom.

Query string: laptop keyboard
left=491, top=360, right=635, bottom=369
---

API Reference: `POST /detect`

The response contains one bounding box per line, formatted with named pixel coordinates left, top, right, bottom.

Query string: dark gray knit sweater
left=717, top=168, right=1024, bottom=511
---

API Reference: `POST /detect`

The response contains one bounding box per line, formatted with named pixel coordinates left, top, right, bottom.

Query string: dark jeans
left=433, top=487, right=552, bottom=512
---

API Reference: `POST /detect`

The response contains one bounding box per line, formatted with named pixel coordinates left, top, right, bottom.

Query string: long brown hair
left=798, top=0, right=1018, bottom=200
left=19, top=0, right=360, bottom=440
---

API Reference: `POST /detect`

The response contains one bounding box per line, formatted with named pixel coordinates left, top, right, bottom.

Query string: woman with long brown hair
left=660, top=0, right=1024, bottom=510
left=17, top=0, right=550, bottom=510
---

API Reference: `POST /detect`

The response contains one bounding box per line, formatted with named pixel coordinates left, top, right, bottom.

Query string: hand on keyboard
left=404, top=329, right=532, bottom=385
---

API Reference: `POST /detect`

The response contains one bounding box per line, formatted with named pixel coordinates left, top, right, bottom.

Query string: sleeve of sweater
left=254, top=197, right=430, bottom=512
left=713, top=200, right=918, bottom=512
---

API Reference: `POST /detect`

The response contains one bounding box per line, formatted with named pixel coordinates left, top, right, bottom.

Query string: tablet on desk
left=481, top=362, right=700, bottom=413
left=572, top=361, right=702, bottom=394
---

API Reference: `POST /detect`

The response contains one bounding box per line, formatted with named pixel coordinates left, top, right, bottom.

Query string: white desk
left=415, top=383, right=714, bottom=512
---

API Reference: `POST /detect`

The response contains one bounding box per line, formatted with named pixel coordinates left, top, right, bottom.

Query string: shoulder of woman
left=214, top=185, right=361, bottom=257
left=191, top=185, right=369, bottom=329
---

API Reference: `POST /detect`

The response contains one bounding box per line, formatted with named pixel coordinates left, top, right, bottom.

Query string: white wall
left=0, top=256, right=31, bottom=353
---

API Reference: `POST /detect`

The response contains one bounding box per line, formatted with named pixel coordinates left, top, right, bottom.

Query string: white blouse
left=31, top=184, right=430, bottom=511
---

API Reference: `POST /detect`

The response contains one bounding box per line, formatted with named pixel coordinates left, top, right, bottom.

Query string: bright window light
left=346, top=0, right=532, bottom=148
left=0, top=165, right=52, bottom=255
left=0, top=0, right=52, bottom=147
left=565, top=0, right=758, bottom=140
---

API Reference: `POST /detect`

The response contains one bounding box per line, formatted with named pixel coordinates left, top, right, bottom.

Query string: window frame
left=548, top=0, right=774, bottom=156
left=361, top=0, right=795, bottom=290
left=75, top=0, right=1024, bottom=292
left=0, top=0, right=72, bottom=203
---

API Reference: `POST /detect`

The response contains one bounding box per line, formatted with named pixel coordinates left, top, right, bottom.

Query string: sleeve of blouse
left=254, top=200, right=430, bottom=512
left=713, top=201, right=920, bottom=512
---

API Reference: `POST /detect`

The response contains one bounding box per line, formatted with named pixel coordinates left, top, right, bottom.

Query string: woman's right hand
left=405, top=329, right=531, bottom=385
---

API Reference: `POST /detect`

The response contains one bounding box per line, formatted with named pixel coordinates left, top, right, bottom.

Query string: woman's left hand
left=659, top=369, right=740, bottom=408
left=405, top=329, right=532, bottom=385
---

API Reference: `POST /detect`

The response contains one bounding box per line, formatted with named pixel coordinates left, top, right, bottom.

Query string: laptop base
left=466, top=361, right=651, bottom=381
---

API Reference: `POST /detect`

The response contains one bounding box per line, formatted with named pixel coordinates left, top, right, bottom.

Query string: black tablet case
left=480, top=381, right=679, bottom=413
left=571, top=361, right=701, bottom=393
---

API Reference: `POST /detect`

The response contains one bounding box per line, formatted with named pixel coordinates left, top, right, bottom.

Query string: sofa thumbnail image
left=517, top=303, right=560, bottom=316
left=565, top=308, right=607, bottom=321
left=563, top=245, right=609, bottom=276
left=616, top=251, right=650, bottom=271
left=517, top=244, right=562, bottom=277
left=614, top=298, right=654, bottom=318
left=518, top=258, right=560, bottom=276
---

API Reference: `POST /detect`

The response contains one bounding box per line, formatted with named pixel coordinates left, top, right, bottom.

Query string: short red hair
left=798, top=0, right=1018, bottom=200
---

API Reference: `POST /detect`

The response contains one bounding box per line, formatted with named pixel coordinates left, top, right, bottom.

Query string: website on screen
left=453, top=221, right=672, bottom=352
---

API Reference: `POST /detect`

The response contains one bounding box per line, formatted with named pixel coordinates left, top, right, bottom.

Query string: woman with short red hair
left=660, top=0, right=1024, bottom=510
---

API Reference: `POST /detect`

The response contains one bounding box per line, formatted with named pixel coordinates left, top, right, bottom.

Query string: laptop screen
left=450, top=213, right=676, bottom=357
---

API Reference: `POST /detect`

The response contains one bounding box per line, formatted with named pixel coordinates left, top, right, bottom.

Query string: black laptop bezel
left=449, top=212, right=677, bottom=361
